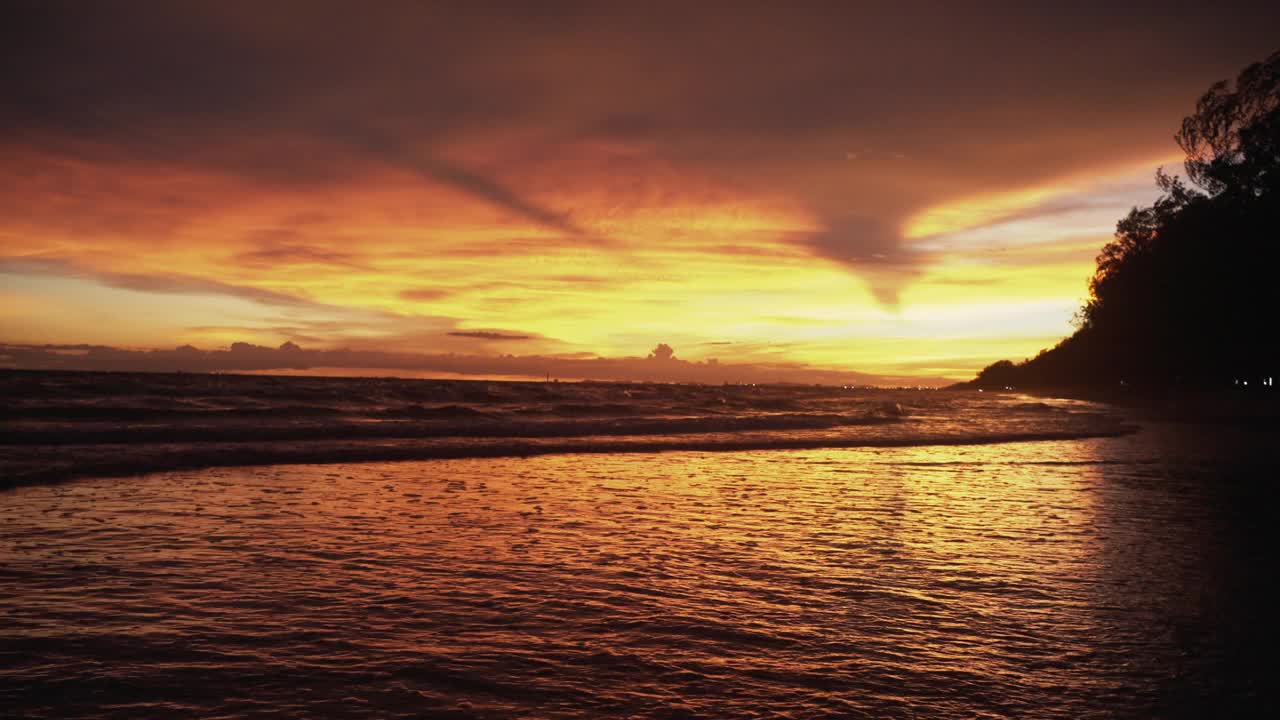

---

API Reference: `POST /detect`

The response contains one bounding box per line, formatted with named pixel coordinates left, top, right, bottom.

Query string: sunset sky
left=4, top=1, right=1278, bottom=384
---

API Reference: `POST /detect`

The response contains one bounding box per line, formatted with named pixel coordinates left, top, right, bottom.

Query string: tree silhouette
left=1176, top=51, right=1280, bottom=198
left=973, top=50, right=1280, bottom=389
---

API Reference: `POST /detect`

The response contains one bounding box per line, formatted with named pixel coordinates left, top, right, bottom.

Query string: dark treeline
left=972, top=50, right=1279, bottom=391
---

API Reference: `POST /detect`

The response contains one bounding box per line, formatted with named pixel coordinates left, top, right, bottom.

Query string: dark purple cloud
left=4, top=1, right=1279, bottom=303
left=0, top=341, right=947, bottom=387
left=447, top=331, right=532, bottom=341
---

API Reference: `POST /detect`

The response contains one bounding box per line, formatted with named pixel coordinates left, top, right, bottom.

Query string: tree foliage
left=1176, top=50, right=1280, bottom=197
left=974, top=50, right=1280, bottom=389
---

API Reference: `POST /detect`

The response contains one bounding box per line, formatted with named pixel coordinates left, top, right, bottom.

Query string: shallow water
left=2, top=424, right=1274, bottom=718
left=1, top=371, right=1130, bottom=486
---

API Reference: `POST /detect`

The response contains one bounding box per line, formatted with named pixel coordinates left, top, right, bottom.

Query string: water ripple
left=2, top=426, right=1275, bottom=718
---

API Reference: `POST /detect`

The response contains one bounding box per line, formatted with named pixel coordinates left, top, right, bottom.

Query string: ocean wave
left=0, top=411, right=906, bottom=445
left=0, top=403, right=347, bottom=422
left=378, top=404, right=498, bottom=420
left=1, top=424, right=1137, bottom=488
left=0, top=370, right=1135, bottom=489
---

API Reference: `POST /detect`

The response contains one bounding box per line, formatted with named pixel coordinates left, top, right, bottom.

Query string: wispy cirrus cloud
left=1, top=255, right=322, bottom=308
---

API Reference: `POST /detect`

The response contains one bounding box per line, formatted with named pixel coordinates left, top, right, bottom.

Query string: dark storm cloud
left=793, top=215, right=927, bottom=306
left=9, top=2, right=1276, bottom=154
left=5, top=0, right=1280, bottom=301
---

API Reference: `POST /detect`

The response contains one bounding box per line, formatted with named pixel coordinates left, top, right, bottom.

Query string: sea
left=1, top=370, right=1275, bottom=718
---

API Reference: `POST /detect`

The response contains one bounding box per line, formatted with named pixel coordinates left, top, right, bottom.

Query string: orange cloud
left=4, top=3, right=1278, bottom=380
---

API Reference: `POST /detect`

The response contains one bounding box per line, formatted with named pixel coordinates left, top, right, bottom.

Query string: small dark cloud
left=185, top=325, right=332, bottom=345
left=233, top=237, right=368, bottom=269
left=647, top=343, right=676, bottom=360
left=400, top=288, right=453, bottom=302
left=793, top=216, right=927, bottom=306
left=447, top=331, right=532, bottom=341
left=550, top=274, right=611, bottom=285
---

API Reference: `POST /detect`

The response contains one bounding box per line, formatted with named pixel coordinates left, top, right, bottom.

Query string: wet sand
left=2, top=424, right=1275, bottom=718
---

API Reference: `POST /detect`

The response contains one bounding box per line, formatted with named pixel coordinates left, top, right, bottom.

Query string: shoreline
left=978, top=386, right=1280, bottom=425
left=0, top=427, right=1138, bottom=492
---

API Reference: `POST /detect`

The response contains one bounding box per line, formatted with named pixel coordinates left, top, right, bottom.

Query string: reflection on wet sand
left=1, top=426, right=1274, bottom=718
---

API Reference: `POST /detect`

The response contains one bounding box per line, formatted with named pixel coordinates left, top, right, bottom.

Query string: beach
left=2, top=395, right=1275, bottom=718
left=7, top=7, right=1279, bottom=718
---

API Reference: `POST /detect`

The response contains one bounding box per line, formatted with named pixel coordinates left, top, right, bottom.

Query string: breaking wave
left=0, top=370, right=1131, bottom=487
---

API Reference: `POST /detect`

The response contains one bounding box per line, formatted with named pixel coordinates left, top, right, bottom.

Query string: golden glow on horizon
left=0, top=142, right=1169, bottom=381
